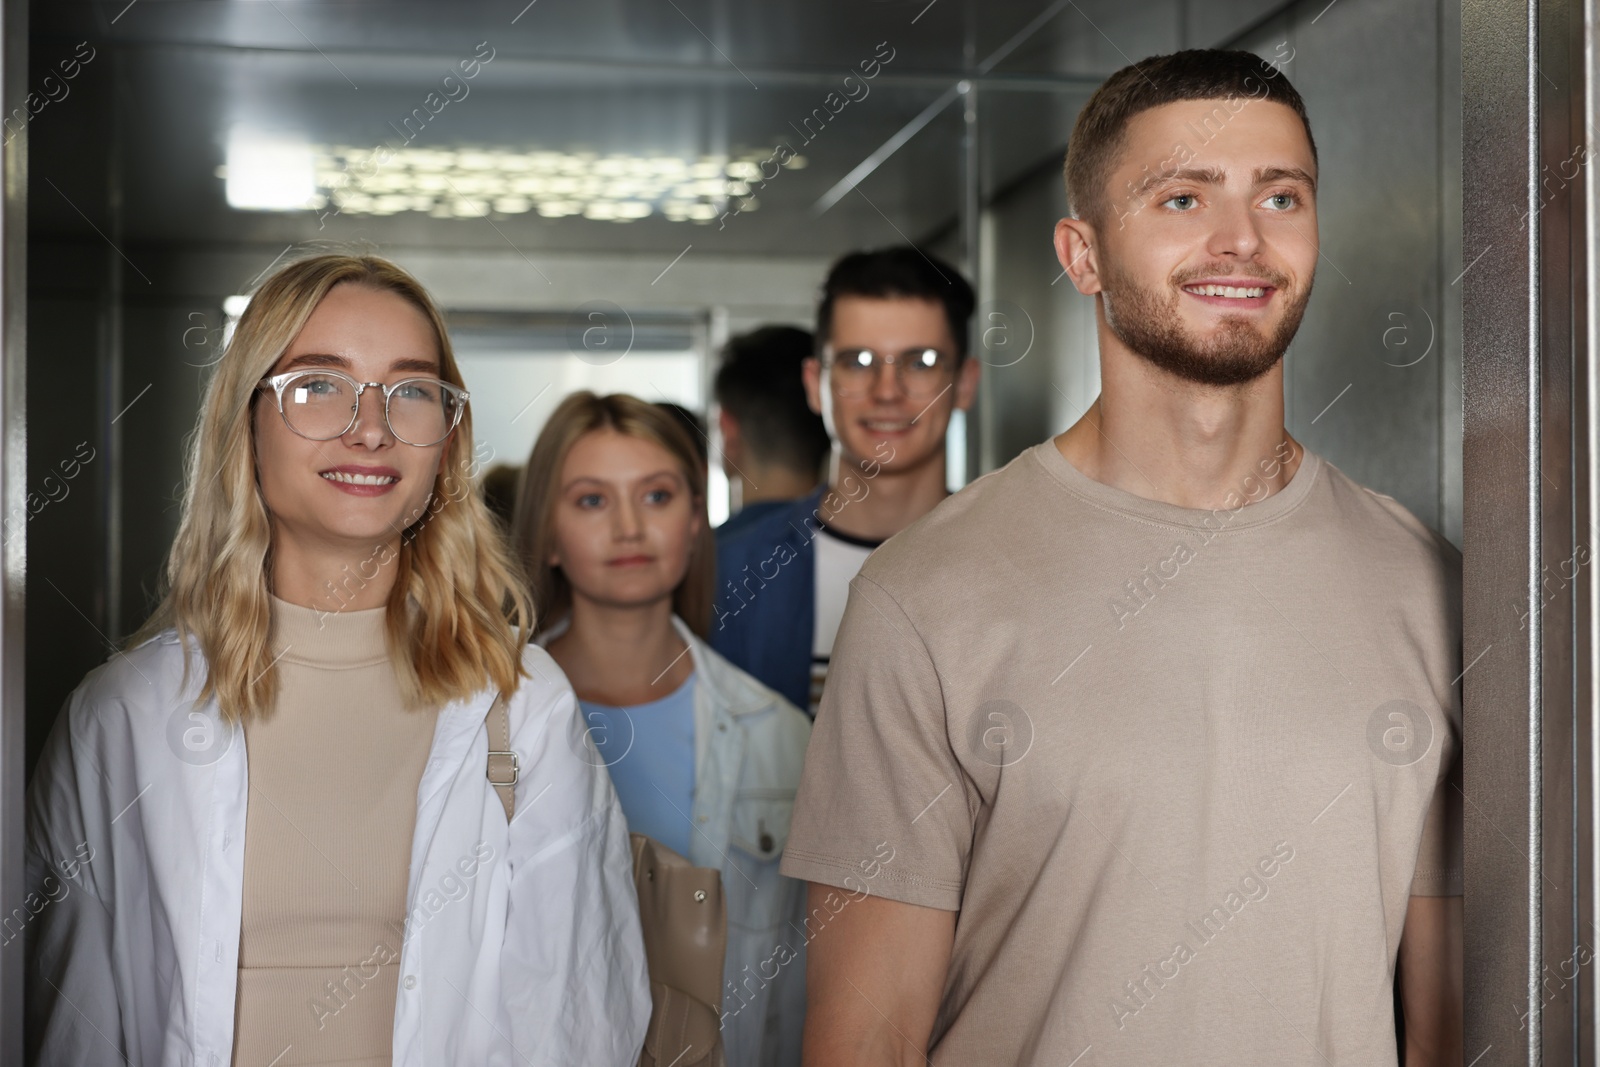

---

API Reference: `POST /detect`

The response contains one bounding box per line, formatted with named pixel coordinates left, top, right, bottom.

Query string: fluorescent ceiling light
left=239, top=145, right=809, bottom=223
left=224, top=128, right=317, bottom=211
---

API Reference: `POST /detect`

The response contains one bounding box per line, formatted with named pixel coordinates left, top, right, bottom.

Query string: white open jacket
left=538, top=615, right=811, bottom=1067
left=24, top=627, right=650, bottom=1066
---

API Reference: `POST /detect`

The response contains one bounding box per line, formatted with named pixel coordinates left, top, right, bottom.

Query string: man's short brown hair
left=1063, top=48, right=1316, bottom=226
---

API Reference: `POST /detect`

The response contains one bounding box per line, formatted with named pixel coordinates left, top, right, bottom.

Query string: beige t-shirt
left=780, top=439, right=1463, bottom=1066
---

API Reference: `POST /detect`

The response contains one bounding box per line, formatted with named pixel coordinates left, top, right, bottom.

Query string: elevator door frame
left=1463, top=0, right=1600, bottom=1062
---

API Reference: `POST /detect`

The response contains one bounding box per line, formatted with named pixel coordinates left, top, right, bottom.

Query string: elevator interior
left=11, top=0, right=1487, bottom=1060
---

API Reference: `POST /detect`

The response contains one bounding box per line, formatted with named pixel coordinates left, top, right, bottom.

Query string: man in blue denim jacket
left=712, top=247, right=980, bottom=716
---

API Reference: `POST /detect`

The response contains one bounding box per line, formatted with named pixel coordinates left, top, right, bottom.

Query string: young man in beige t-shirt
left=779, top=49, right=1464, bottom=1066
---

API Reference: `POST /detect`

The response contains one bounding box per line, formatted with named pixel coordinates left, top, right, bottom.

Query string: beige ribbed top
left=231, top=596, right=439, bottom=1067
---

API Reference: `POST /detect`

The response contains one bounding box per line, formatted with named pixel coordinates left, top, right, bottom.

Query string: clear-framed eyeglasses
left=256, top=369, right=468, bottom=447
left=823, top=345, right=953, bottom=399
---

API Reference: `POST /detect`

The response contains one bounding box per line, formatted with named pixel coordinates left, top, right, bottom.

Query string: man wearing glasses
left=712, top=247, right=979, bottom=717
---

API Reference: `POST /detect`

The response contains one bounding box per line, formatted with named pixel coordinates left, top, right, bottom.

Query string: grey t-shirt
left=780, top=438, right=1463, bottom=1066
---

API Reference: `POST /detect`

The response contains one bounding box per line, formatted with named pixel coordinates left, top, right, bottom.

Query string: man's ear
left=1055, top=216, right=1103, bottom=296
left=953, top=355, right=981, bottom=412
left=801, top=356, right=824, bottom=416
left=717, top=408, right=742, bottom=468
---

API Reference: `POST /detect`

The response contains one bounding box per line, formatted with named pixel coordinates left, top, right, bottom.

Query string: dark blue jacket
left=711, top=487, right=826, bottom=713
left=713, top=498, right=789, bottom=540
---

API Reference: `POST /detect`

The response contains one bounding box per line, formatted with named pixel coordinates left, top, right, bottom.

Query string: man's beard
left=1099, top=261, right=1310, bottom=387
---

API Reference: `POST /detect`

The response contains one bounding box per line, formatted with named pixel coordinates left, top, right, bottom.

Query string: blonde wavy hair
left=127, top=253, right=535, bottom=721
left=511, top=391, right=714, bottom=637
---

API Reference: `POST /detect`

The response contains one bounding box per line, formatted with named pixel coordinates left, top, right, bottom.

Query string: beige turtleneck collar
left=269, top=593, right=390, bottom=670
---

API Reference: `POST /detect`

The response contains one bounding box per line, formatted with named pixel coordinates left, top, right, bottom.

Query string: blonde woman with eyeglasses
left=24, top=254, right=649, bottom=1067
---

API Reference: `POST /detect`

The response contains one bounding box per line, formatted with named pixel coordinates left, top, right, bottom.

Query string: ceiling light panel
left=237, top=144, right=812, bottom=223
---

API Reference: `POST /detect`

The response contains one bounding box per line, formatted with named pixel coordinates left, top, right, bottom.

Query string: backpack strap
left=485, top=693, right=518, bottom=821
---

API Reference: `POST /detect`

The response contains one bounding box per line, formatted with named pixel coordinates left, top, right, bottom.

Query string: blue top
left=712, top=487, right=826, bottom=713
left=579, top=672, right=698, bottom=858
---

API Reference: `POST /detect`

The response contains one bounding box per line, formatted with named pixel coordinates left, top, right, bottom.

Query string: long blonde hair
left=127, top=253, right=534, bottom=720
left=511, top=391, right=714, bottom=637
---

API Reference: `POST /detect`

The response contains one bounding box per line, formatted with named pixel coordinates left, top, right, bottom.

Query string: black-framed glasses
left=256, top=370, right=468, bottom=447
left=823, top=346, right=953, bottom=399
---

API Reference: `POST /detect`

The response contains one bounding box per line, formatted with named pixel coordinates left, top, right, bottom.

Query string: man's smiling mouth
left=1182, top=284, right=1268, bottom=299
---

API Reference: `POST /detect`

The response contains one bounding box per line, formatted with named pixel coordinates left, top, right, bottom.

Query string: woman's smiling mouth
left=320, top=465, right=401, bottom=494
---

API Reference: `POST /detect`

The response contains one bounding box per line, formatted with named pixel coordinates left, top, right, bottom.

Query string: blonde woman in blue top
left=511, top=390, right=811, bottom=1067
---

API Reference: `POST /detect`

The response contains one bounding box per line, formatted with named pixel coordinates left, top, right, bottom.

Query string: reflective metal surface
left=0, top=0, right=23, bottom=1058
left=1460, top=0, right=1600, bottom=1061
